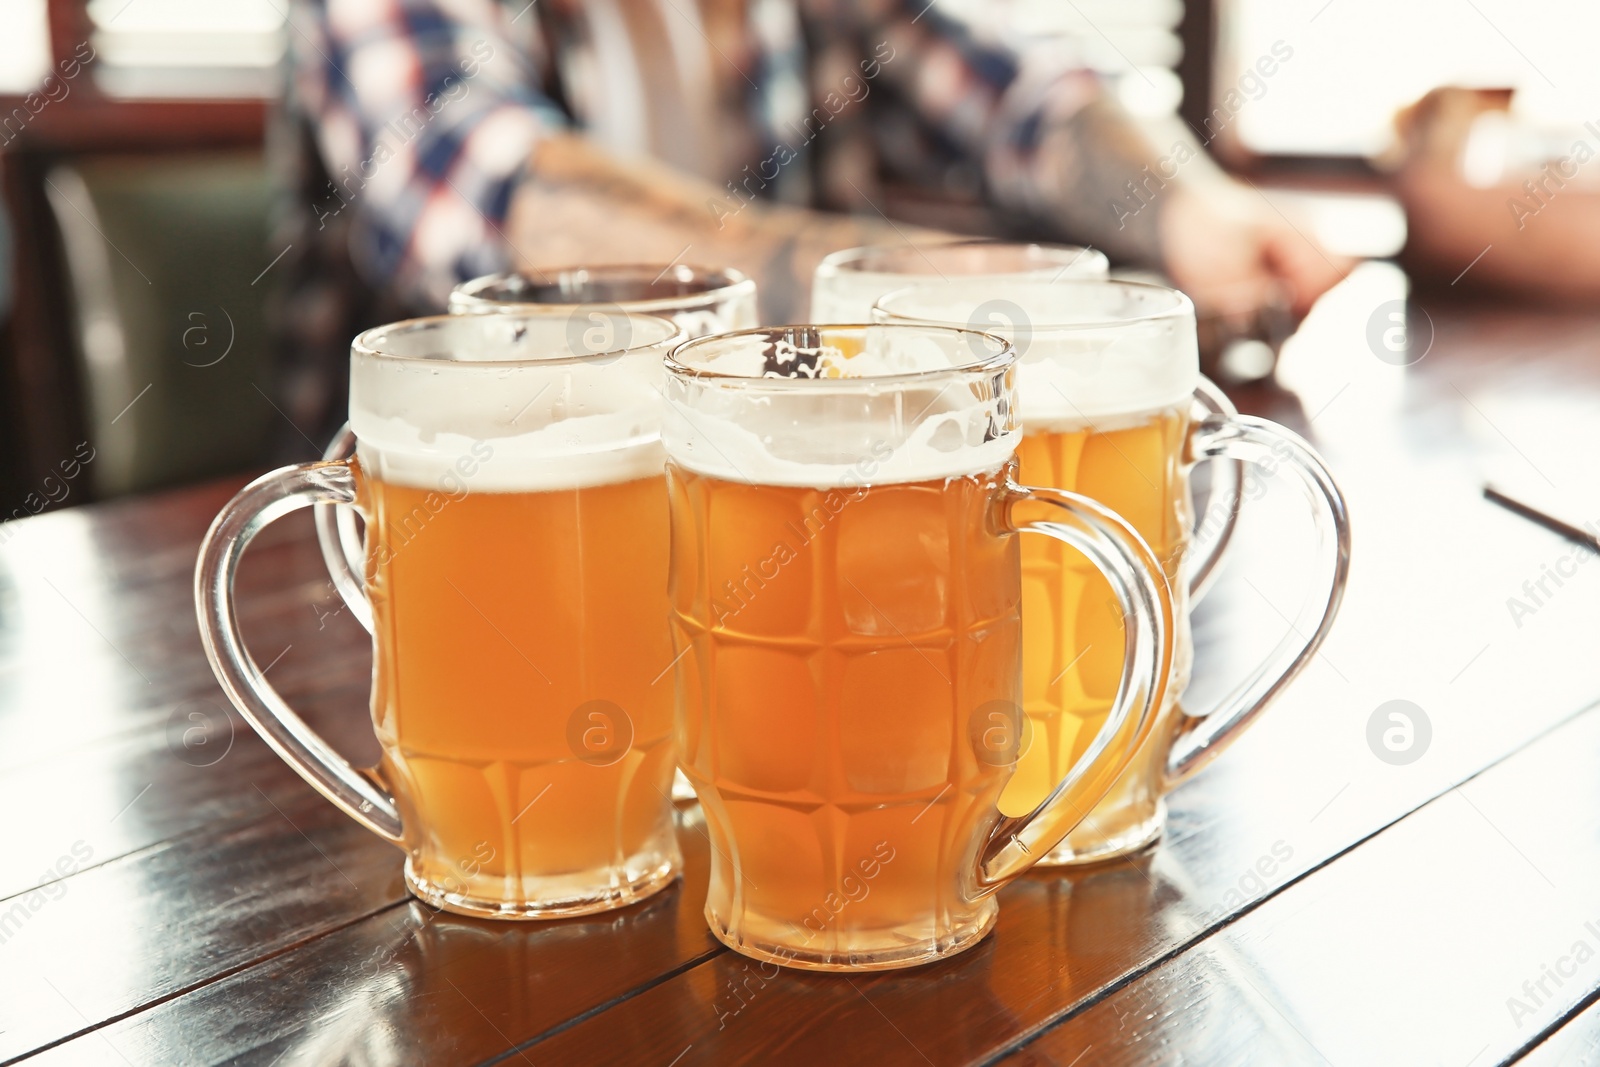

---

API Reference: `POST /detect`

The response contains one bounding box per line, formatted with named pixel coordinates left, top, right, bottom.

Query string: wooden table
left=4, top=262, right=1600, bottom=1065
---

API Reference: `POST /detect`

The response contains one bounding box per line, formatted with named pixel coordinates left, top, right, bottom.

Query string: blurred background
left=2, top=0, right=1592, bottom=518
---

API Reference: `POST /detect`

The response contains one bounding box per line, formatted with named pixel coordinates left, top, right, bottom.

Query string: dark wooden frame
left=1183, top=0, right=1383, bottom=181
left=0, top=0, right=266, bottom=516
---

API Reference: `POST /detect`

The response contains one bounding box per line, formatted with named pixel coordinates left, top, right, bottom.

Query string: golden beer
left=436, top=264, right=759, bottom=807
left=876, top=278, right=1350, bottom=866
left=362, top=466, right=679, bottom=909
left=662, top=322, right=1173, bottom=970
left=1000, top=407, right=1195, bottom=858
left=874, top=281, right=1204, bottom=862
left=670, top=464, right=1022, bottom=964
left=195, top=310, right=690, bottom=920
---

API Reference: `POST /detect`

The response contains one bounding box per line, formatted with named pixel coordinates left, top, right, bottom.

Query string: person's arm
left=507, top=135, right=947, bottom=322
left=837, top=2, right=1350, bottom=313
left=797, top=3, right=1148, bottom=256
left=296, top=0, right=567, bottom=309
left=302, top=0, right=938, bottom=320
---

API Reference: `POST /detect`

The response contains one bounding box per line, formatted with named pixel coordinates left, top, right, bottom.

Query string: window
left=937, top=0, right=1187, bottom=118
left=1223, top=0, right=1600, bottom=157
left=85, top=0, right=287, bottom=98
left=0, top=0, right=53, bottom=94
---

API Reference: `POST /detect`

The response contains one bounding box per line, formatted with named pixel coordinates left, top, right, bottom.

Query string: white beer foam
left=664, top=402, right=1015, bottom=488
left=1013, top=346, right=1196, bottom=429
left=874, top=281, right=1199, bottom=426
left=664, top=331, right=1016, bottom=488
left=355, top=427, right=664, bottom=494
left=350, top=355, right=666, bottom=494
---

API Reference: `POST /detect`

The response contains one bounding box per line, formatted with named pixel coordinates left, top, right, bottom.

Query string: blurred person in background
left=275, top=0, right=1350, bottom=445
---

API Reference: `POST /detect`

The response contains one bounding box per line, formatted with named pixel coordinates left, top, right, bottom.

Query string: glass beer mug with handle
left=662, top=322, right=1176, bottom=971
left=196, top=310, right=689, bottom=918
left=810, top=239, right=1249, bottom=605
left=809, top=239, right=1109, bottom=324
left=448, top=263, right=759, bottom=332
left=317, top=264, right=756, bottom=804
left=875, top=279, right=1351, bottom=864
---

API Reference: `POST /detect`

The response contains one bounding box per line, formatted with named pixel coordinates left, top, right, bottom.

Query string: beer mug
left=813, top=244, right=1242, bottom=599
left=447, top=263, right=759, bottom=333
left=319, top=265, right=756, bottom=803
left=809, top=239, right=1108, bottom=324
left=662, top=323, right=1175, bottom=970
left=196, top=311, right=689, bottom=918
left=875, top=279, right=1351, bottom=864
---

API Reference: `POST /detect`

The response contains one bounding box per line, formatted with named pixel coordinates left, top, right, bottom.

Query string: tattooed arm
left=814, top=0, right=1350, bottom=313
left=507, top=134, right=948, bottom=322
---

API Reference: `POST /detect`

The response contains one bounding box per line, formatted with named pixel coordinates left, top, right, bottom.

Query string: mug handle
left=312, top=422, right=374, bottom=633
left=1187, top=377, right=1244, bottom=604
left=1163, top=415, right=1352, bottom=788
left=195, top=461, right=404, bottom=844
left=974, top=481, right=1175, bottom=890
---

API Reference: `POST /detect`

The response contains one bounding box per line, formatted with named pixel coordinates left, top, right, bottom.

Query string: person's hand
left=1159, top=182, right=1354, bottom=317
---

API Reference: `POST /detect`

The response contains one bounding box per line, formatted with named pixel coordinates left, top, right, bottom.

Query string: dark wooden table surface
left=4, top=262, right=1600, bottom=1065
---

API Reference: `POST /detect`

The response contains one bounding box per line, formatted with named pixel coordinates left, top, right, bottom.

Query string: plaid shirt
left=289, top=0, right=1103, bottom=308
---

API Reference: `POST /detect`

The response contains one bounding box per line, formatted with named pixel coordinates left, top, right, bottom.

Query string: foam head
left=350, top=311, right=685, bottom=493
left=448, top=264, right=759, bottom=339
left=663, top=323, right=1018, bottom=488
left=809, top=240, right=1109, bottom=325
left=873, top=279, right=1199, bottom=429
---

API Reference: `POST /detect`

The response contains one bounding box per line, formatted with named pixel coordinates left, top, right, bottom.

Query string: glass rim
left=665, top=322, right=1016, bottom=388
left=815, top=238, right=1107, bottom=277
left=351, top=310, right=687, bottom=368
left=449, top=264, right=756, bottom=315
left=873, top=277, right=1196, bottom=333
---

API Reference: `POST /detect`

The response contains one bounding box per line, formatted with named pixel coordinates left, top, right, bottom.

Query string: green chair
left=46, top=151, right=274, bottom=498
